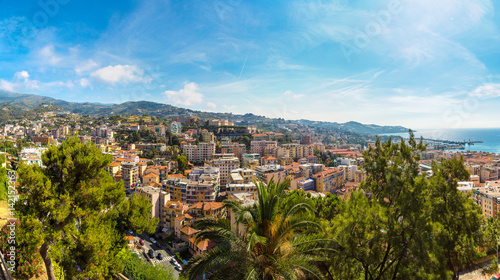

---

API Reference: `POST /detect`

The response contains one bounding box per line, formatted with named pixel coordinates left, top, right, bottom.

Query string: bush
left=487, top=255, right=498, bottom=274
left=0, top=220, right=45, bottom=278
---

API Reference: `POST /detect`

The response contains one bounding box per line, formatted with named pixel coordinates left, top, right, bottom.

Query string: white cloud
left=79, top=78, right=91, bottom=88
left=283, top=90, right=304, bottom=99
left=468, top=83, right=500, bottom=97
left=0, top=80, right=15, bottom=92
left=75, top=60, right=99, bottom=75
left=163, top=82, right=204, bottom=106
left=14, top=71, right=29, bottom=80
left=207, top=102, right=216, bottom=109
left=90, top=65, right=144, bottom=84
left=39, top=45, right=61, bottom=65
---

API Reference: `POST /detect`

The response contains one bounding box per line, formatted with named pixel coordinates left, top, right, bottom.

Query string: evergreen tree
left=15, top=138, right=157, bottom=280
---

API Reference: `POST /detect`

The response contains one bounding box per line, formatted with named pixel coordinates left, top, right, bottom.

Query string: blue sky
left=1, top=0, right=500, bottom=129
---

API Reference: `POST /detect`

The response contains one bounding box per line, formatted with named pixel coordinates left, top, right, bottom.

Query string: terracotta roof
left=143, top=173, right=159, bottom=178
left=125, top=236, right=134, bottom=241
left=165, top=200, right=188, bottom=209
left=168, top=174, right=186, bottom=178
left=180, top=226, right=199, bottom=236
left=188, top=237, right=217, bottom=251
left=109, top=162, right=121, bottom=167
left=189, top=202, right=224, bottom=211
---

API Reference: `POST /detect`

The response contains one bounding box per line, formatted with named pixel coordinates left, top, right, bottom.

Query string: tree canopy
left=15, top=137, right=158, bottom=280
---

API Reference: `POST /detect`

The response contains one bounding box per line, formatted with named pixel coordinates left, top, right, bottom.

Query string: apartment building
left=164, top=200, right=189, bottom=229
left=208, top=156, right=240, bottom=191
left=481, top=165, right=499, bottom=183
left=169, top=121, right=182, bottom=134
left=189, top=166, right=220, bottom=186
left=182, top=142, right=216, bottom=163
left=221, top=143, right=247, bottom=160
left=339, top=164, right=358, bottom=182
left=242, top=153, right=260, bottom=168
left=250, top=141, right=277, bottom=157
left=312, top=167, right=345, bottom=193
left=254, top=165, right=287, bottom=184
left=466, top=164, right=481, bottom=176
left=122, top=161, right=139, bottom=188
left=473, top=182, right=500, bottom=219
left=164, top=177, right=219, bottom=204
left=227, top=168, right=259, bottom=199
left=135, top=185, right=170, bottom=228
left=200, top=129, right=215, bottom=142
left=354, top=170, right=367, bottom=183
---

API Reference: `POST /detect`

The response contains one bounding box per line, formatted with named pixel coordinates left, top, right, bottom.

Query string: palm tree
left=186, top=179, right=330, bottom=280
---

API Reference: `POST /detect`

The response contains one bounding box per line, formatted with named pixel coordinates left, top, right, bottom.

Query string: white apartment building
left=208, top=156, right=240, bottom=192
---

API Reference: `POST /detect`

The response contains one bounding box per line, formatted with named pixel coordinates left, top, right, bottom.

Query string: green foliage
left=177, top=155, right=188, bottom=173
left=0, top=219, right=45, bottom=278
left=15, top=137, right=157, bottom=280
left=325, top=131, right=483, bottom=280
left=487, top=256, right=499, bottom=274
left=121, top=249, right=175, bottom=280
left=186, top=179, right=329, bottom=280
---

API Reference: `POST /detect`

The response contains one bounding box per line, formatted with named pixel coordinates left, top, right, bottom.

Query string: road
left=129, top=230, right=180, bottom=278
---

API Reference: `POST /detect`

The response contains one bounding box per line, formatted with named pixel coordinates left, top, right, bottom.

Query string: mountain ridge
left=0, top=91, right=409, bottom=135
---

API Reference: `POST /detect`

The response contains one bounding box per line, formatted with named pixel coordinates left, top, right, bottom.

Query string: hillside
left=0, top=91, right=409, bottom=134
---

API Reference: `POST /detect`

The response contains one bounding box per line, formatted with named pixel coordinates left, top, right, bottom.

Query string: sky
left=1, top=0, right=500, bottom=129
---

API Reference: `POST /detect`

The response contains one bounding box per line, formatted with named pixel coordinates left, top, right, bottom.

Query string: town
left=1, top=106, right=500, bottom=278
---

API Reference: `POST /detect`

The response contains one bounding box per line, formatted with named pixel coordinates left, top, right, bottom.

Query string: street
left=129, top=230, right=180, bottom=278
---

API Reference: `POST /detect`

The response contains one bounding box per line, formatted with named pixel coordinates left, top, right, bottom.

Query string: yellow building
left=107, top=161, right=121, bottom=177
left=312, top=167, right=345, bottom=193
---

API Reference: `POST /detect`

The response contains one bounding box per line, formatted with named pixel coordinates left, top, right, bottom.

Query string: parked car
left=150, top=237, right=156, bottom=244
left=139, top=239, right=144, bottom=246
left=128, top=229, right=134, bottom=235
left=148, top=249, right=155, bottom=259
left=158, top=253, right=163, bottom=260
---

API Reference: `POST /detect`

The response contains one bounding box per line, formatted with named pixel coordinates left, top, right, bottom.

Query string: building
left=170, top=121, right=182, bottom=134
left=291, top=177, right=315, bottom=191
left=242, top=153, right=260, bottom=168
left=254, top=165, right=286, bottom=184
left=466, top=164, right=481, bottom=176
left=250, top=141, right=277, bottom=157
left=339, top=164, right=358, bottom=182
left=32, top=136, right=54, bottom=145
left=20, top=147, right=47, bottom=167
left=473, top=182, right=500, bottom=219
left=122, top=161, right=139, bottom=188
left=221, top=143, right=247, bottom=160
left=164, top=177, right=219, bottom=204
left=135, top=185, right=170, bottom=228
left=189, top=166, right=220, bottom=186
left=188, top=202, right=226, bottom=219
left=312, top=167, right=345, bottom=193
left=227, top=168, right=259, bottom=199
left=183, top=142, right=216, bottom=163
left=201, top=129, right=215, bottom=142
left=481, top=165, right=499, bottom=183
left=208, top=156, right=240, bottom=192
left=107, top=161, right=121, bottom=177
left=354, top=170, right=367, bottom=183
left=188, top=238, right=217, bottom=257
left=143, top=172, right=160, bottom=185
left=163, top=200, right=189, bottom=230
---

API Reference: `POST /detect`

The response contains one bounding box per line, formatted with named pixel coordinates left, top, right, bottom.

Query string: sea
left=379, top=128, right=500, bottom=154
